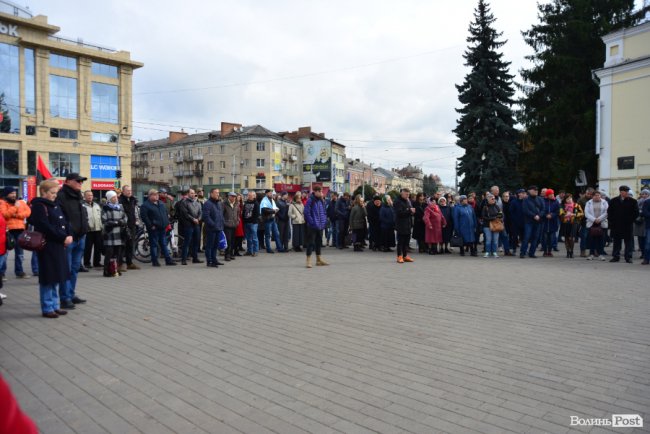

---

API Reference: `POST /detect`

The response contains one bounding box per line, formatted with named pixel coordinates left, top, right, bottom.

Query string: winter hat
left=459, top=195, right=468, bottom=201
left=2, top=186, right=16, bottom=197
left=545, top=189, right=555, bottom=197
left=106, top=190, right=117, bottom=201
left=641, top=189, right=650, bottom=196
left=438, top=197, right=447, bottom=204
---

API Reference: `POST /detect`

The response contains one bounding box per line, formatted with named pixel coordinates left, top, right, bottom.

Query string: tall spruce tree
left=518, top=0, right=635, bottom=190
left=454, top=0, right=520, bottom=194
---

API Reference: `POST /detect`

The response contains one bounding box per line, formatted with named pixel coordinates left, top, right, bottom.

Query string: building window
left=49, top=152, right=80, bottom=177
left=50, top=75, right=77, bottom=119
left=91, top=62, right=118, bottom=78
left=160, top=152, right=164, bottom=160
left=0, top=43, right=20, bottom=134
left=256, top=142, right=265, bottom=151
left=160, top=166, right=164, bottom=174
left=25, top=125, right=36, bottom=136
left=0, top=149, right=19, bottom=176
left=208, top=177, right=213, bottom=184
left=24, top=48, right=35, bottom=114
left=243, top=143, right=248, bottom=151
left=244, top=159, right=249, bottom=167
left=50, top=128, right=78, bottom=139
left=207, top=147, right=212, bottom=155
left=220, top=145, right=225, bottom=154
left=91, top=82, right=118, bottom=124
left=220, top=161, right=226, bottom=169
left=27, top=150, right=36, bottom=176
left=244, top=178, right=249, bottom=188
left=256, top=159, right=265, bottom=168
left=91, top=132, right=118, bottom=143
left=255, top=176, right=265, bottom=188
left=219, top=176, right=225, bottom=184
left=50, top=53, right=77, bottom=70
left=168, top=151, right=173, bottom=158
left=207, top=161, right=214, bottom=171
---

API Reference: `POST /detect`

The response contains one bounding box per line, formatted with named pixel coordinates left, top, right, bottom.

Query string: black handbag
left=450, top=233, right=463, bottom=248
left=589, top=223, right=603, bottom=238
left=17, top=229, right=46, bottom=252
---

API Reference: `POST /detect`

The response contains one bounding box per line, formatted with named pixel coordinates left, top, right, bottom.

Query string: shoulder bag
left=18, top=205, right=48, bottom=252
left=489, top=218, right=504, bottom=233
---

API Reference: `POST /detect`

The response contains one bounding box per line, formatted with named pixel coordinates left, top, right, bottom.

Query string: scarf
left=107, top=202, right=122, bottom=211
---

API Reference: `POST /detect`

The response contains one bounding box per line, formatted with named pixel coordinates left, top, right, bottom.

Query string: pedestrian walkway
left=0, top=248, right=648, bottom=433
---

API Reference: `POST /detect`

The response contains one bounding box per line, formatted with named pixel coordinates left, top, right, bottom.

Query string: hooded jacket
left=56, top=184, right=89, bottom=238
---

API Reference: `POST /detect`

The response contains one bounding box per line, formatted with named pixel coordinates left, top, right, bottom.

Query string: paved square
left=1, top=247, right=648, bottom=433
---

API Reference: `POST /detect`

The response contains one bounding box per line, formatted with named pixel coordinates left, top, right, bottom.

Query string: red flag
left=36, top=155, right=53, bottom=181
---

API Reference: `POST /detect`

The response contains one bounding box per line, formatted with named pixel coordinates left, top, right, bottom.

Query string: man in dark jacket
left=140, top=189, right=177, bottom=267
left=520, top=185, right=544, bottom=258
left=119, top=185, right=140, bottom=270
left=177, top=189, right=203, bottom=265
left=393, top=188, right=415, bottom=263
left=202, top=188, right=225, bottom=267
left=366, top=195, right=382, bottom=251
left=304, top=186, right=329, bottom=268
left=608, top=185, right=639, bottom=263
left=276, top=192, right=290, bottom=252
left=242, top=191, right=260, bottom=256
left=335, top=192, right=351, bottom=249
left=508, top=189, right=526, bottom=255
left=56, top=173, right=89, bottom=308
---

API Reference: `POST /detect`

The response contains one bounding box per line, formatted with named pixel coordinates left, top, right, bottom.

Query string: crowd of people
left=1, top=174, right=649, bottom=318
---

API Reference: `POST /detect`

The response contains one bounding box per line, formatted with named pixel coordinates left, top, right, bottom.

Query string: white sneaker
left=599, top=255, right=607, bottom=261
left=498, top=247, right=504, bottom=253
left=0, top=292, right=7, bottom=300
left=483, top=253, right=490, bottom=258
left=492, top=253, right=500, bottom=258
left=587, top=255, right=594, bottom=261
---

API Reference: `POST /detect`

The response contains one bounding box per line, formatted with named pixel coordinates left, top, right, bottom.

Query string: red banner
left=273, top=183, right=302, bottom=193
left=92, top=181, right=115, bottom=190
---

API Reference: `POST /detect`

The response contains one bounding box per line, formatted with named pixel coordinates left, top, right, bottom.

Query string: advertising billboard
left=90, top=155, right=119, bottom=179
left=302, top=140, right=332, bottom=182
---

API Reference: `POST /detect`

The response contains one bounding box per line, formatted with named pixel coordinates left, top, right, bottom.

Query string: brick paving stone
left=0, top=247, right=648, bottom=433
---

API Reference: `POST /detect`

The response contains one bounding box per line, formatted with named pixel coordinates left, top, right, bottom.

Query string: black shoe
left=42, top=312, right=59, bottom=318
left=266, top=250, right=275, bottom=254
left=208, top=263, right=218, bottom=268
left=181, top=260, right=188, bottom=265
left=520, top=254, right=526, bottom=258
left=61, top=301, right=76, bottom=309
left=244, top=252, right=252, bottom=256
left=234, top=252, right=242, bottom=257
left=54, top=309, right=68, bottom=315
left=192, top=258, right=204, bottom=263
left=609, top=258, right=620, bottom=263
left=152, top=262, right=161, bottom=267
left=165, top=261, right=177, bottom=266
left=215, top=260, right=225, bottom=265
left=78, top=266, right=89, bottom=272
left=84, top=264, right=93, bottom=269
left=93, top=263, right=102, bottom=268
left=528, top=255, right=537, bottom=258
left=225, top=257, right=231, bottom=261
left=625, top=258, right=633, bottom=264
left=72, top=296, right=86, bottom=304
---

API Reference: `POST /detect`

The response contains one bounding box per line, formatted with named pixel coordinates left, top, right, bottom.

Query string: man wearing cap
left=260, top=189, right=283, bottom=253
left=0, top=186, right=31, bottom=278
left=177, top=189, right=203, bottom=265
left=607, top=185, right=638, bottom=263
left=140, top=189, right=177, bottom=267
left=55, top=173, right=90, bottom=307
left=223, top=192, right=241, bottom=261
left=520, top=185, right=544, bottom=258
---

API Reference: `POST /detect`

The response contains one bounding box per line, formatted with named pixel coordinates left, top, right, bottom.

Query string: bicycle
left=133, top=223, right=183, bottom=263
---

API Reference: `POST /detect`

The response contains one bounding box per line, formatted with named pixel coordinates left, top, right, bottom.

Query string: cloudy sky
left=29, top=0, right=548, bottom=185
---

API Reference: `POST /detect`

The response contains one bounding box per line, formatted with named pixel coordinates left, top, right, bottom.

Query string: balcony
left=132, top=160, right=148, bottom=167
left=184, top=155, right=195, bottom=162
left=194, top=169, right=204, bottom=177
left=175, top=156, right=184, bottom=163
left=282, top=169, right=301, bottom=177
left=173, top=170, right=195, bottom=178
left=192, top=155, right=204, bottom=161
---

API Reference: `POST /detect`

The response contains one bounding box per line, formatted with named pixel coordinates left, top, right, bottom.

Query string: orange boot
left=403, top=255, right=414, bottom=262
left=397, top=255, right=404, bottom=263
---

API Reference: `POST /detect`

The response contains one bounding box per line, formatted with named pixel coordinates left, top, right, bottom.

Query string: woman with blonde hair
left=29, top=180, right=73, bottom=318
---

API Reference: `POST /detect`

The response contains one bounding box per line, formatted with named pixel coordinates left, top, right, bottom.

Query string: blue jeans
left=0, top=254, right=6, bottom=278
left=264, top=220, right=283, bottom=252
left=61, top=235, right=85, bottom=302
left=483, top=228, right=499, bottom=255
left=579, top=225, right=588, bottom=252
left=40, top=283, right=61, bottom=314
left=148, top=228, right=172, bottom=264
left=0, top=230, right=24, bottom=276
left=521, top=223, right=541, bottom=256
left=204, top=230, right=221, bottom=265
left=588, top=233, right=605, bottom=256
left=541, top=231, right=557, bottom=253
left=499, top=228, right=510, bottom=252
left=31, top=252, right=38, bottom=274
left=645, top=228, right=650, bottom=261
left=182, top=225, right=201, bottom=260
left=245, top=223, right=259, bottom=253
left=329, top=219, right=338, bottom=246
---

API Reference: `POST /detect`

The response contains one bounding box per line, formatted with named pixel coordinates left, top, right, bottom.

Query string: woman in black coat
left=439, top=197, right=454, bottom=253
left=29, top=180, right=73, bottom=318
